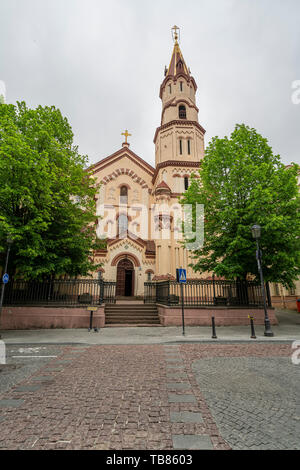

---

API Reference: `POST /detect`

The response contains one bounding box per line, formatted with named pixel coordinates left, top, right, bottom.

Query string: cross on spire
left=121, top=129, right=132, bottom=144
left=172, top=25, right=180, bottom=44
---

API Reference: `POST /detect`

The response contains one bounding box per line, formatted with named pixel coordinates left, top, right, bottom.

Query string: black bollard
left=212, top=316, right=217, bottom=339
left=88, top=310, right=93, bottom=332
left=249, top=315, right=256, bottom=339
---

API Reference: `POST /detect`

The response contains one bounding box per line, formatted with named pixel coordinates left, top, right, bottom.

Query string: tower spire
left=166, top=26, right=190, bottom=78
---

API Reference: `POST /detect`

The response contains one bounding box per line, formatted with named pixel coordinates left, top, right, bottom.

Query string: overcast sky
left=1, top=0, right=299, bottom=167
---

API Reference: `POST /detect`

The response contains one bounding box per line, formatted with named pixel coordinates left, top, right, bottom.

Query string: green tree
left=0, top=101, right=100, bottom=279
left=180, top=124, right=300, bottom=288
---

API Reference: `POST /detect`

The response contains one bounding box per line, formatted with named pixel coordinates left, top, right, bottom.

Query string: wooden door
left=116, top=259, right=134, bottom=296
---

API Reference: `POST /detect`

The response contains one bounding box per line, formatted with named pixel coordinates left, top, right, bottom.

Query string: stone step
left=106, top=309, right=158, bottom=312
left=105, top=302, right=160, bottom=325
left=106, top=314, right=158, bottom=318
left=105, top=318, right=160, bottom=325
left=105, top=304, right=157, bottom=308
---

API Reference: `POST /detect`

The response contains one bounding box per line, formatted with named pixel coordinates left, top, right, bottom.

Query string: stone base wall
left=1, top=306, right=105, bottom=330
left=157, top=305, right=278, bottom=326
left=271, top=295, right=299, bottom=311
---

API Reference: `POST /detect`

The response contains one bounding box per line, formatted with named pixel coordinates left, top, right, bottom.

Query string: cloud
left=0, top=0, right=299, bottom=165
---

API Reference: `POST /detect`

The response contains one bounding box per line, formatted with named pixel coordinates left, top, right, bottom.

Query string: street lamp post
left=0, top=237, right=13, bottom=336
left=251, top=225, right=274, bottom=337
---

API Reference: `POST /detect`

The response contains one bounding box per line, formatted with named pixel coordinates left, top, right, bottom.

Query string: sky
left=0, top=0, right=299, bottom=167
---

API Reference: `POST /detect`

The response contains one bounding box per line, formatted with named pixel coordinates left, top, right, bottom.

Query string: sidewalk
left=1, top=309, right=299, bottom=345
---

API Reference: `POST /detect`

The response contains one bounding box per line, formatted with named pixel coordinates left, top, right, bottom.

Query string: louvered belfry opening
left=179, top=105, right=186, bottom=119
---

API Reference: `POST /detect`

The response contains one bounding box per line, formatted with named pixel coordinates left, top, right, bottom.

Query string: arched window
left=118, top=213, right=128, bottom=236
left=120, top=186, right=128, bottom=204
left=179, top=139, right=183, bottom=155
left=187, top=139, right=191, bottom=155
left=184, top=176, right=189, bottom=190
left=179, top=105, right=186, bottom=119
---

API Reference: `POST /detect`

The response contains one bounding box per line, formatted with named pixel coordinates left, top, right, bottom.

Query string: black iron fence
left=1, top=279, right=116, bottom=306
left=144, top=279, right=271, bottom=307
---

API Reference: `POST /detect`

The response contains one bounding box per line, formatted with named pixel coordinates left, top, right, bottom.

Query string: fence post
left=212, top=274, right=216, bottom=304
left=99, top=279, right=104, bottom=305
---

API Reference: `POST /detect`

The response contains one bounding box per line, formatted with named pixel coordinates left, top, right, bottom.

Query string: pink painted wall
left=1, top=306, right=105, bottom=329
left=157, top=305, right=278, bottom=326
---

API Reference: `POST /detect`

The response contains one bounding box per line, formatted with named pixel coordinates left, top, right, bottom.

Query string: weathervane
left=171, top=25, right=180, bottom=44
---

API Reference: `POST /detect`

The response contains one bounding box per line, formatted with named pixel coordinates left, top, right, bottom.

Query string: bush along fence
left=144, top=279, right=272, bottom=308
left=1, top=279, right=117, bottom=306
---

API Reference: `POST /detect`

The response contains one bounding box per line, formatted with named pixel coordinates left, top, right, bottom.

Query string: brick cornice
left=153, top=120, right=206, bottom=144
left=152, top=160, right=201, bottom=184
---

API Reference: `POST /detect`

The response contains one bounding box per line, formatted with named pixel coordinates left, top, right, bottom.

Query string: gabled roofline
left=88, top=146, right=155, bottom=176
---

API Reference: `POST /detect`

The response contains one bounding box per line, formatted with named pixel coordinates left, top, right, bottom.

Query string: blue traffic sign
left=2, top=273, right=9, bottom=284
left=177, top=268, right=187, bottom=283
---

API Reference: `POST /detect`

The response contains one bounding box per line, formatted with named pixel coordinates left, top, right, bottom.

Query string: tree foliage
left=180, top=124, right=300, bottom=287
left=0, top=101, right=100, bottom=279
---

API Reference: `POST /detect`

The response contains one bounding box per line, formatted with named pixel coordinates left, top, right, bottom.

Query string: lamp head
left=251, top=224, right=261, bottom=240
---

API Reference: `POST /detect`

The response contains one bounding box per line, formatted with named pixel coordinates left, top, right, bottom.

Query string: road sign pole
left=0, top=243, right=12, bottom=337
left=181, top=282, right=185, bottom=336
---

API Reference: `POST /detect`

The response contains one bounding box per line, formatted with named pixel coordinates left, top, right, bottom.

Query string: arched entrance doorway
left=116, top=258, right=135, bottom=297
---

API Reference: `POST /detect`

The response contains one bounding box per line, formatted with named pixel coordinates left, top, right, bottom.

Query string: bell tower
left=154, top=26, right=205, bottom=170
left=152, top=27, right=206, bottom=280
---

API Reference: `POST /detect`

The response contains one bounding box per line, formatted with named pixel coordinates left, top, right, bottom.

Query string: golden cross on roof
left=172, top=25, right=180, bottom=43
left=121, top=129, right=132, bottom=144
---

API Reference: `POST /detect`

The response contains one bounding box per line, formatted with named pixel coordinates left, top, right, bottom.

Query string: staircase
left=105, top=303, right=161, bottom=326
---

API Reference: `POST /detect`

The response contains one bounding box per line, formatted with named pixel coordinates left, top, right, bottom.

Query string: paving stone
left=171, top=411, right=204, bottom=423
left=168, top=393, right=197, bottom=403
left=0, top=399, right=25, bottom=408
left=172, top=434, right=213, bottom=450
left=166, top=364, right=184, bottom=369
left=165, top=357, right=183, bottom=362
left=54, top=360, right=72, bottom=364
left=167, top=383, right=191, bottom=390
left=31, top=376, right=54, bottom=382
left=191, top=355, right=300, bottom=450
left=14, top=385, right=42, bottom=393
left=0, top=343, right=295, bottom=450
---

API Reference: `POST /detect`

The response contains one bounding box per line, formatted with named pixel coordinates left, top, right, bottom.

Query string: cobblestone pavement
left=0, top=343, right=298, bottom=450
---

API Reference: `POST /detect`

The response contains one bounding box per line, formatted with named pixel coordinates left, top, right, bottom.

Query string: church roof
left=88, top=146, right=155, bottom=178
left=156, top=180, right=171, bottom=191
left=159, top=38, right=197, bottom=99
left=166, top=41, right=190, bottom=78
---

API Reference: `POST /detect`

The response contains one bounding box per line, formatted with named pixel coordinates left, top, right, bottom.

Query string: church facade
left=87, top=28, right=299, bottom=308
left=89, top=28, right=205, bottom=297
